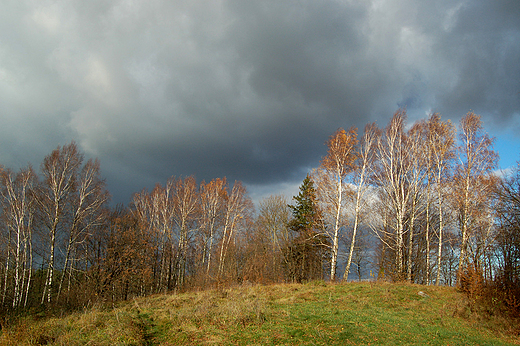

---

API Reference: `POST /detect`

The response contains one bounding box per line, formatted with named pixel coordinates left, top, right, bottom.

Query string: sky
left=0, top=0, right=519, bottom=206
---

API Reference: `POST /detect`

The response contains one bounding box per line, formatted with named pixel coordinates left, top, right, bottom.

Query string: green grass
left=1, top=281, right=518, bottom=345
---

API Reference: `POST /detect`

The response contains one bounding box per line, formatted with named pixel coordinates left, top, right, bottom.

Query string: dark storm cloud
left=431, top=1, right=520, bottom=121
left=0, top=0, right=519, bottom=204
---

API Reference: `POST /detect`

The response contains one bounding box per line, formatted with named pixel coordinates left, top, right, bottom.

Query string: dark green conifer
left=285, top=175, right=329, bottom=282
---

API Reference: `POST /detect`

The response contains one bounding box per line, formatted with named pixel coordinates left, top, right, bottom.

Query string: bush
left=459, top=263, right=520, bottom=335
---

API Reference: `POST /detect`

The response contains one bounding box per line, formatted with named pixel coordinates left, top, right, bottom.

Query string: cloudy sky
left=1, top=0, right=519, bottom=205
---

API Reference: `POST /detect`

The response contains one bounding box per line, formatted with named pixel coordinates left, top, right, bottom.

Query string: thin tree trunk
left=330, top=176, right=342, bottom=281
left=65, top=245, right=78, bottom=303
left=57, top=240, right=73, bottom=301
left=344, top=174, right=364, bottom=281
left=407, top=211, right=415, bottom=282
left=24, top=232, right=33, bottom=308
left=2, top=229, right=11, bottom=306
left=42, top=217, right=57, bottom=305
left=425, top=172, right=432, bottom=285
left=458, top=173, right=471, bottom=273
left=13, top=225, right=22, bottom=308
left=436, top=174, right=444, bottom=285
left=18, top=239, right=27, bottom=308
left=344, top=204, right=360, bottom=282
left=397, top=210, right=404, bottom=279
left=206, top=227, right=214, bottom=275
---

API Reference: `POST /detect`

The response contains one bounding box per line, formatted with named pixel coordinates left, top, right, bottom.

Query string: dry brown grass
left=0, top=281, right=519, bottom=345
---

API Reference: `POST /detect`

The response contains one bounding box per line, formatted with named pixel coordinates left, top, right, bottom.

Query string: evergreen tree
left=284, top=175, right=329, bottom=282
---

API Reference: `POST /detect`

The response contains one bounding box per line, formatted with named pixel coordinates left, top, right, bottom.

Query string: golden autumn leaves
left=312, top=109, right=499, bottom=283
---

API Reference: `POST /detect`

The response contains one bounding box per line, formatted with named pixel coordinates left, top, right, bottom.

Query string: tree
left=371, top=109, right=432, bottom=282
left=373, top=109, right=413, bottom=280
left=33, top=141, right=111, bottom=306
left=315, top=127, right=358, bottom=281
left=101, top=208, right=155, bottom=301
left=36, top=142, right=83, bottom=305
left=454, top=112, right=498, bottom=276
left=172, top=176, right=198, bottom=289
left=56, top=158, right=109, bottom=301
left=494, top=165, right=520, bottom=314
left=198, top=178, right=226, bottom=280
left=0, top=167, right=37, bottom=308
left=217, top=181, right=253, bottom=284
left=254, top=194, right=290, bottom=282
left=132, top=181, right=176, bottom=292
left=426, top=114, right=456, bottom=285
left=342, top=225, right=371, bottom=281
left=285, top=175, right=329, bottom=282
left=343, top=123, right=378, bottom=281
left=404, top=121, right=428, bottom=282
left=242, top=195, right=288, bottom=284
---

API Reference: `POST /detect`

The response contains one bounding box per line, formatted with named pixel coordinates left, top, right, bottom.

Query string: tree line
left=0, top=109, right=518, bottom=318
left=313, top=110, right=499, bottom=285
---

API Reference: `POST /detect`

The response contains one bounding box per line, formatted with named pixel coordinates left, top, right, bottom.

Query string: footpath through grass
left=1, top=281, right=518, bottom=345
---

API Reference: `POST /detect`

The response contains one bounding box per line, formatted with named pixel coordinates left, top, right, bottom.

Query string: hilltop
left=1, top=281, right=518, bottom=345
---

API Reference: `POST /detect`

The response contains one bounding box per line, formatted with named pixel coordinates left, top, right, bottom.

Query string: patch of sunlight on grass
left=1, top=282, right=518, bottom=345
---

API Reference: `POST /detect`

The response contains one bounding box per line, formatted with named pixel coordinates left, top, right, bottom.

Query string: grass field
left=1, top=281, right=518, bottom=345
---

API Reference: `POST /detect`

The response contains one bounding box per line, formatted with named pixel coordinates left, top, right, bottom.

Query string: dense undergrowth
left=0, top=281, right=519, bottom=345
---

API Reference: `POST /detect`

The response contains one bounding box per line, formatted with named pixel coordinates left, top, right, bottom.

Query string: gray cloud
left=0, top=0, right=519, bottom=204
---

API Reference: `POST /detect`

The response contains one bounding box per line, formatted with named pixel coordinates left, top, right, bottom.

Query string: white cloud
left=30, top=6, right=62, bottom=34
left=443, top=2, right=467, bottom=32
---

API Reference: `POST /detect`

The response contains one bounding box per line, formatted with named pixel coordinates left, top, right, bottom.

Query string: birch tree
left=494, top=165, right=520, bottom=294
left=56, top=158, right=109, bottom=301
left=405, top=121, right=428, bottom=282
left=172, top=176, right=198, bottom=289
left=217, top=181, right=252, bottom=283
left=426, top=114, right=455, bottom=285
left=454, top=112, right=498, bottom=275
left=154, top=180, right=176, bottom=291
left=343, top=123, right=378, bottom=281
left=256, top=194, right=290, bottom=278
left=132, top=182, right=176, bottom=292
left=0, top=167, right=36, bottom=308
left=37, top=142, right=83, bottom=305
left=374, top=109, right=412, bottom=280
left=198, top=178, right=226, bottom=277
left=315, top=128, right=357, bottom=281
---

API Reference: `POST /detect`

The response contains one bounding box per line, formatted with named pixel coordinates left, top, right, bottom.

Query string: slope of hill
left=1, top=281, right=518, bottom=345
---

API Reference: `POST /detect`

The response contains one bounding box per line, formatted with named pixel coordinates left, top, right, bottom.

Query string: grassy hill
left=1, top=281, right=518, bottom=345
